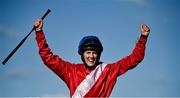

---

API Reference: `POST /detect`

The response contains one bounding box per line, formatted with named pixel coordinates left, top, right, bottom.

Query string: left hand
left=140, top=24, right=150, bottom=36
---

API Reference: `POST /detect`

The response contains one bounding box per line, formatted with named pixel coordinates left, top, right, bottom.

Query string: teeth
left=88, top=59, right=93, bottom=61
left=87, top=58, right=95, bottom=63
left=88, top=60, right=94, bottom=62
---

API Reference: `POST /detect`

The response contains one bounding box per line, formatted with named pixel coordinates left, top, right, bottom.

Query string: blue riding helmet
left=78, top=36, right=103, bottom=55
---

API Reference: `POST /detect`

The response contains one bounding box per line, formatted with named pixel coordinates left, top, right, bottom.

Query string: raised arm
left=34, top=19, right=72, bottom=83
left=113, top=24, right=150, bottom=76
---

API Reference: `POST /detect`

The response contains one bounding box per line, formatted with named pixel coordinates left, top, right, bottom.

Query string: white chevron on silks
left=72, top=63, right=107, bottom=98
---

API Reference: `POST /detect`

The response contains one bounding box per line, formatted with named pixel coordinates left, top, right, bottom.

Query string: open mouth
left=88, top=58, right=95, bottom=63
left=86, top=58, right=96, bottom=66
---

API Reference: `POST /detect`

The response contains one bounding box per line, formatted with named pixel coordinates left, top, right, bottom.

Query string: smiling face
left=83, top=50, right=99, bottom=67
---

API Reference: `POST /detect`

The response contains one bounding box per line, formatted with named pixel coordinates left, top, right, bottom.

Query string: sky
left=0, top=0, right=180, bottom=97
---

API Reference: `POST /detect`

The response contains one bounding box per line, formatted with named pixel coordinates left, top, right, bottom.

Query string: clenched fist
left=141, top=24, right=150, bottom=36
left=34, top=19, right=43, bottom=32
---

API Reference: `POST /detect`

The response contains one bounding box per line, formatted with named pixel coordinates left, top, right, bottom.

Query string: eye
left=84, top=51, right=91, bottom=55
left=86, top=51, right=91, bottom=54
left=92, top=51, right=97, bottom=55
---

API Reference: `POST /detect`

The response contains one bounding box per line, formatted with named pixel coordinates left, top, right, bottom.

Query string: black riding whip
left=2, top=9, right=51, bottom=65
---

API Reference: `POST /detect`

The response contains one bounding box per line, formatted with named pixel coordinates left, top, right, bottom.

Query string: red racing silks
left=36, top=31, right=147, bottom=97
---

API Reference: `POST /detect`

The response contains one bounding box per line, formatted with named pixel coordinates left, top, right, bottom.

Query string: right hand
left=34, top=19, right=43, bottom=31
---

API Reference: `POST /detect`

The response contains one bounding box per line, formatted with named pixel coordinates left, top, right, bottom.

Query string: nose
left=89, top=52, right=94, bottom=58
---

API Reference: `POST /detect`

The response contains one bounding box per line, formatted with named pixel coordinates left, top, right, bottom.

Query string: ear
left=97, top=53, right=101, bottom=62
left=81, top=55, right=85, bottom=63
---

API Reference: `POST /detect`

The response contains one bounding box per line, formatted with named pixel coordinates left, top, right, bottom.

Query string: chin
left=87, top=64, right=95, bottom=67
